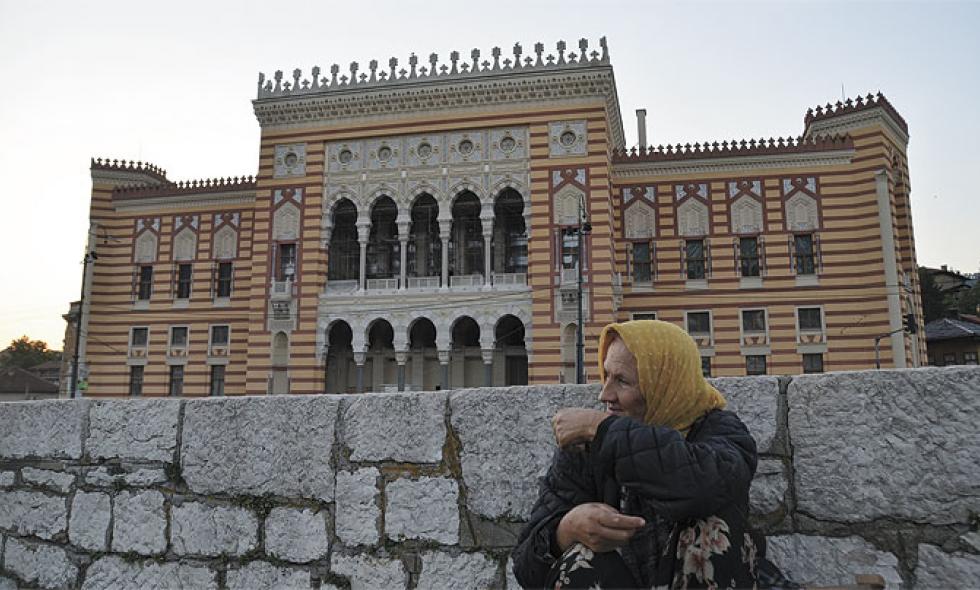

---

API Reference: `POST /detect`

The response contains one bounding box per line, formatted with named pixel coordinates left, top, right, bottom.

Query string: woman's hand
left=552, top=408, right=608, bottom=448
left=555, top=503, right=646, bottom=553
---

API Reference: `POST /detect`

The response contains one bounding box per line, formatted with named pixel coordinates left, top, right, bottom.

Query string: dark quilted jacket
left=511, top=409, right=760, bottom=589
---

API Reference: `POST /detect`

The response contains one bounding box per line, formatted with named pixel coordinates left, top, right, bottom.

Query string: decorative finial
left=513, top=43, right=522, bottom=69
left=534, top=42, right=544, bottom=66
left=292, top=69, right=301, bottom=92
left=257, top=72, right=265, bottom=95
left=429, top=53, right=438, bottom=77
left=311, top=66, right=320, bottom=89
left=273, top=70, right=283, bottom=93
left=330, top=64, right=339, bottom=86
left=409, top=53, right=418, bottom=78
left=556, top=40, right=566, bottom=65
left=450, top=50, right=459, bottom=74
left=599, top=36, right=608, bottom=61
left=389, top=57, right=398, bottom=80
left=579, top=38, right=588, bottom=61
left=369, top=60, right=378, bottom=82
left=471, top=48, right=480, bottom=72
left=491, top=47, right=501, bottom=70
left=350, top=62, right=359, bottom=85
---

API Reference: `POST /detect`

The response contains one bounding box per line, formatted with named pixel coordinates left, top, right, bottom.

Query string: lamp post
left=575, top=196, right=592, bottom=385
left=70, top=250, right=97, bottom=399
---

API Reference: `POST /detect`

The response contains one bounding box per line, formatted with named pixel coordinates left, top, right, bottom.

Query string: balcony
left=366, top=278, right=399, bottom=291
left=324, top=279, right=358, bottom=294
left=271, top=280, right=294, bottom=301
left=449, top=274, right=484, bottom=288
left=561, top=267, right=579, bottom=285
left=492, top=273, right=527, bottom=288
left=407, top=276, right=440, bottom=290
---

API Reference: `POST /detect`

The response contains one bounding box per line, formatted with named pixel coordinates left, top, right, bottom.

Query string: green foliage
left=0, top=336, right=61, bottom=369
left=958, top=282, right=980, bottom=316
left=918, top=267, right=948, bottom=323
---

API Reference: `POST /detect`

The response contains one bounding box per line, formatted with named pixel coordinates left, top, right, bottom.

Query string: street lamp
left=70, top=250, right=97, bottom=399
left=575, top=195, right=592, bottom=384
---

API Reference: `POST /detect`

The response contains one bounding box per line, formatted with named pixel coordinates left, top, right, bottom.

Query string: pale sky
left=1, top=0, right=978, bottom=351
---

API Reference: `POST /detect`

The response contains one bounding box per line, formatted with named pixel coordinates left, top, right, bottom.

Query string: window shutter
left=759, top=236, right=767, bottom=277
left=814, top=234, right=823, bottom=273
left=679, top=240, right=686, bottom=278
left=732, top=238, right=740, bottom=277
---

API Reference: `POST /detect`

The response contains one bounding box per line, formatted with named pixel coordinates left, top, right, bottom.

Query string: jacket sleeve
left=511, top=448, right=596, bottom=589
left=590, top=410, right=757, bottom=522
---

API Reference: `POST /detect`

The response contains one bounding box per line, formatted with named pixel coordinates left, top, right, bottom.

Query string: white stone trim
left=114, top=192, right=255, bottom=212
left=612, top=150, right=854, bottom=178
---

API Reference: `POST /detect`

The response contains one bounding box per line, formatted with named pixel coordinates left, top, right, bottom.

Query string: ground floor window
left=745, top=355, right=767, bottom=376
left=700, top=356, right=711, bottom=377
left=964, top=352, right=978, bottom=365
left=802, top=353, right=824, bottom=374
left=128, top=366, right=144, bottom=396
left=210, top=365, right=226, bottom=396
left=168, top=365, right=184, bottom=396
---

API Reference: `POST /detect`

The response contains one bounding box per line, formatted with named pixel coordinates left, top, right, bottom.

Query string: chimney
left=636, top=109, right=647, bottom=149
left=941, top=265, right=948, bottom=271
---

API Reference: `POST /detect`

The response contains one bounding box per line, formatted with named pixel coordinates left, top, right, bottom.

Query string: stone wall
left=0, top=367, right=978, bottom=589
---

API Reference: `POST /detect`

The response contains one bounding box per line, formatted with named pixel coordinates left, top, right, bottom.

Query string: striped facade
left=78, top=38, right=925, bottom=397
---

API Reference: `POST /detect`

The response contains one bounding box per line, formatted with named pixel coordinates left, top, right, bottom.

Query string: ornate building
left=79, top=37, right=925, bottom=396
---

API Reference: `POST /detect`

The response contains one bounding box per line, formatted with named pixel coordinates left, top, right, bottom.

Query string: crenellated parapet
left=112, top=176, right=257, bottom=200
left=804, top=93, right=908, bottom=134
left=90, top=158, right=167, bottom=182
left=612, top=134, right=854, bottom=163
left=803, top=93, right=908, bottom=146
left=256, top=37, right=610, bottom=100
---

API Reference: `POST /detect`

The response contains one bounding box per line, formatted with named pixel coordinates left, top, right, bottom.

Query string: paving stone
left=86, top=399, right=180, bottom=462
left=0, top=490, right=67, bottom=540
left=2, top=537, right=77, bottom=590
left=0, top=400, right=87, bottom=460
left=766, top=534, right=902, bottom=588
left=789, top=367, right=980, bottom=524
left=181, top=395, right=338, bottom=500
left=709, top=376, right=780, bottom=454
left=81, top=556, right=216, bottom=590
left=265, top=507, right=329, bottom=563
left=385, top=477, right=459, bottom=544
left=332, top=553, right=406, bottom=590
left=69, top=491, right=110, bottom=551
left=0, top=472, right=15, bottom=488
left=342, top=391, right=447, bottom=463
left=170, top=501, right=257, bottom=557
left=418, top=551, right=498, bottom=590
left=226, top=561, right=310, bottom=590
left=915, top=543, right=980, bottom=589
left=749, top=458, right=787, bottom=515
left=84, top=466, right=168, bottom=488
left=335, top=468, right=380, bottom=546
left=450, top=384, right=601, bottom=519
left=21, top=468, right=74, bottom=493
left=111, top=490, right=166, bottom=555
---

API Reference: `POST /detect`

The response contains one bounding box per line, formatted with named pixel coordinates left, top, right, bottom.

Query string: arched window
left=367, top=197, right=399, bottom=279
left=449, top=192, right=483, bottom=277
left=408, top=194, right=441, bottom=278
left=328, top=199, right=358, bottom=281
left=493, top=189, right=527, bottom=275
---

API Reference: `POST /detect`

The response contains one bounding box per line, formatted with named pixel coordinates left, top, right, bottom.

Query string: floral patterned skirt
left=544, top=543, right=641, bottom=589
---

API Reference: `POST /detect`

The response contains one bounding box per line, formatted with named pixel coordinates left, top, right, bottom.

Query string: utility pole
left=70, top=250, right=97, bottom=398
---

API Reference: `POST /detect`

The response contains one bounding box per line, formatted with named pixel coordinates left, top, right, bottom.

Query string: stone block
left=81, top=556, right=216, bottom=590
left=749, top=458, right=786, bottom=515
left=0, top=472, right=15, bottom=488
left=789, top=367, right=980, bottom=524
left=181, top=396, right=338, bottom=500
left=265, top=507, right=329, bottom=563
left=0, top=490, right=67, bottom=540
left=0, top=400, right=87, bottom=460
left=2, top=537, right=77, bottom=590
left=450, top=385, right=601, bottom=519
left=709, top=376, right=780, bottom=454
left=332, top=553, right=406, bottom=590
left=915, top=544, right=980, bottom=589
left=342, top=391, right=446, bottom=463
left=766, top=534, right=902, bottom=588
left=418, top=551, right=498, bottom=590
left=226, top=561, right=310, bottom=590
left=506, top=556, right=520, bottom=589
left=86, top=399, right=180, bottom=462
left=0, top=576, right=14, bottom=590
left=385, top=477, right=459, bottom=544
left=123, top=468, right=168, bottom=486
left=69, top=491, right=110, bottom=551
left=111, top=490, right=166, bottom=555
left=22, top=468, right=74, bottom=493
left=84, top=466, right=168, bottom=487
left=335, top=468, right=380, bottom=546
left=170, top=501, right=257, bottom=557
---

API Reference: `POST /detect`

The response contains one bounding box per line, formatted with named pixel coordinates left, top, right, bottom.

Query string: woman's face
left=599, top=336, right=646, bottom=421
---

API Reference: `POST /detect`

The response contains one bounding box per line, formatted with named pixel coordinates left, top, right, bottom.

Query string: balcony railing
left=450, top=274, right=484, bottom=288
left=561, top=267, right=579, bottom=284
left=271, top=280, right=294, bottom=300
left=324, top=279, right=358, bottom=293
left=492, top=272, right=527, bottom=287
left=407, top=276, right=440, bottom=289
left=366, top=278, right=399, bottom=291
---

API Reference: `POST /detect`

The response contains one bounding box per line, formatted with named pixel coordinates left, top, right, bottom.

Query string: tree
left=918, top=267, right=948, bottom=323
left=0, top=336, right=61, bottom=369
left=958, top=282, right=980, bottom=316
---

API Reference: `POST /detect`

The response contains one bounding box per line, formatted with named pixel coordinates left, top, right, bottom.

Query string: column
left=439, top=218, right=452, bottom=289
left=356, top=220, right=370, bottom=292
left=353, top=351, right=366, bottom=393
left=397, top=220, right=409, bottom=290
left=438, top=349, right=450, bottom=390
left=481, top=205, right=494, bottom=287
left=875, top=170, right=906, bottom=368
left=482, top=349, right=494, bottom=387
left=395, top=350, right=408, bottom=391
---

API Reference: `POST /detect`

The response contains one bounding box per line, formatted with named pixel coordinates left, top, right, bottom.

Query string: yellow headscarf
left=598, top=320, right=726, bottom=432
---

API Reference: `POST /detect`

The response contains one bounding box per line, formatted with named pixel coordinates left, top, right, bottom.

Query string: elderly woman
left=512, top=320, right=791, bottom=589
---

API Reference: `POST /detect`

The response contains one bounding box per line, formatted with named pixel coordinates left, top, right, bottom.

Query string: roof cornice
left=612, top=149, right=854, bottom=178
